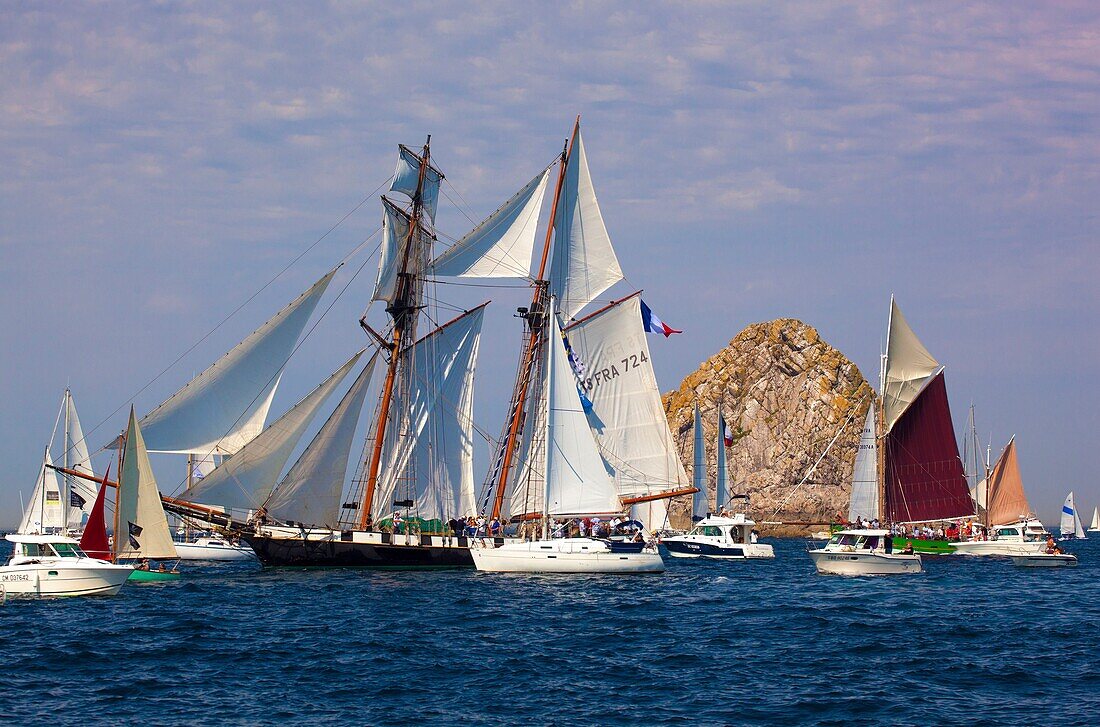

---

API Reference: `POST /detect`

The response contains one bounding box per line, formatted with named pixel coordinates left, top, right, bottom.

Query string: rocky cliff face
left=663, top=319, right=872, bottom=534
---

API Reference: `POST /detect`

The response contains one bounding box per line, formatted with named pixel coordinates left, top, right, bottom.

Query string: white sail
left=373, top=307, right=485, bottom=522
left=1090, top=507, right=1100, bottom=532
left=390, top=144, right=443, bottom=223
left=138, top=271, right=335, bottom=455
left=61, top=389, right=98, bottom=528
left=564, top=296, right=689, bottom=499
left=501, top=362, right=549, bottom=521
left=630, top=498, right=668, bottom=534
left=882, top=298, right=941, bottom=433
left=431, top=169, right=551, bottom=279
left=372, top=199, right=412, bottom=305
left=265, top=354, right=378, bottom=527
left=691, top=404, right=708, bottom=521
left=716, top=414, right=729, bottom=512
left=544, top=310, right=621, bottom=517
left=847, top=407, right=879, bottom=522
left=116, top=409, right=177, bottom=560
left=550, top=127, right=624, bottom=321
left=18, top=451, right=64, bottom=534
left=181, top=351, right=364, bottom=512
left=1060, top=492, right=1086, bottom=538
left=191, top=453, right=217, bottom=481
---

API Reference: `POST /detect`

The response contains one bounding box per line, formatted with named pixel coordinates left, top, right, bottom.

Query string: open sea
left=1, top=537, right=1098, bottom=726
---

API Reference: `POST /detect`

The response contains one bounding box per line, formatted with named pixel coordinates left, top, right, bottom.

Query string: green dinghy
left=127, top=568, right=181, bottom=583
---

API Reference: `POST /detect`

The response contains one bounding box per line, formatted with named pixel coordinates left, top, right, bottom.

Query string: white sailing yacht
left=1059, top=491, right=1087, bottom=540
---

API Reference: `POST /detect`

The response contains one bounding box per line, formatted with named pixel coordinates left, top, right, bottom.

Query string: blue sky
left=2, top=1, right=1097, bottom=527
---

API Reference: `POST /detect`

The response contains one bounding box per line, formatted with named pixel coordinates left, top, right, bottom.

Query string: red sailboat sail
left=79, top=466, right=112, bottom=560
left=884, top=372, right=974, bottom=522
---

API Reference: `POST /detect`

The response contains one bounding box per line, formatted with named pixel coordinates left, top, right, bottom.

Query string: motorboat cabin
left=1, top=534, right=132, bottom=597
left=663, top=514, right=774, bottom=559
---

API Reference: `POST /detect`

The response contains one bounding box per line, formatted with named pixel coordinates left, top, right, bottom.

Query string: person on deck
left=392, top=511, right=404, bottom=535
left=363, top=513, right=374, bottom=532
left=900, top=540, right=914, bottom=555
left=489, top=517, right=502, bottom=537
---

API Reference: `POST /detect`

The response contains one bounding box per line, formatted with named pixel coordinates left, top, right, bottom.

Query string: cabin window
left=834, top=534, right=858, bottom=546
left=732, top=525, right=744, bottom=542
left=702, top=526, right=721, bottom=537
left=996, top=528, right=1017, bottom=537
left=22, top=543, right=54, bottom=557
left=52, top=543, right=85, bottom=558
left=865, top=536, right=879, bottom=549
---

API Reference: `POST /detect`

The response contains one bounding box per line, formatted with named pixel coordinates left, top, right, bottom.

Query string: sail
left=372, top=199, right=412, bottom=305
left=544, top=311, right=621, bottom=517
left=985, top=438, right=1032, bottom=526
left=18, top=451, right=63, bottom=534
left=390, top=144, right=443, bottom=223
left=373, top=306, right=486, bottom=522
left=61, top=390, right=98, bottom=528
left=265, top=354, right=378, bottom=526
left=501, top=361, right=549, bottom=521
left=550, top=126, right=624, bottom=321
left=431, top=169, right=551, bottom=279
left=78, top=479, right=111, bottom=560
left=691, top=405, right=708, bottom=521
left=137, top=271, right=335, bottom=455
left=847, top=407, right=879, bottom=522
left=180, top=351, right=364, bottom=511
left=116, top=409, right=177, bottom=559
left=716, top=416, right=729, bottom=512
left=564, top=295, right=690, bottom=499
left=630, top=498, right=669, bottom=534
left=884, top=371, right=974, bottom=523
left=1060, top=492, right=1085, bottom=538
left=1091, top=507, right=1100, bottom=531
left=883, top=298, right=941, bottom=433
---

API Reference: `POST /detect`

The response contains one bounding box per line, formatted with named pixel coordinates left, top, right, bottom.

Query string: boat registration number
left=1, top=573, right=31, bottom=582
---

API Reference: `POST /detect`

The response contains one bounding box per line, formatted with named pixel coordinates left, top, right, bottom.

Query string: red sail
left=884, top=371, right=974, bottom=522
left=79, top=468, right=112, bottom=560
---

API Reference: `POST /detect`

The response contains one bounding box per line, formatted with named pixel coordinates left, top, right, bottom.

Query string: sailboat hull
left=470, top=538, right=665, bottom=574
left=242, top=527, right=494, bottom=568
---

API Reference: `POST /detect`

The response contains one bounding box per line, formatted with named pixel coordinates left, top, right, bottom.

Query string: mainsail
left=18, top=450, right=62, bottom=534
left=116, top=408, right=177, bottom=560
left=430, top=169, right=551, bottom=279
left=1060, top=492, right=1085, bottom=538
left=847, top=407, right=879, bottom=522
left=549, top=126, right=623, bottom=322
left=544, top=311, right=620, bottom=517
left=716, top=415, right=729, bottom=512
left=1091, top=507, right=1100, bottom=532
left=61, top=389, right=98, bottom=528
left=265, top=353, right=379, bottom=527
left=137, top=271, right=335, bottom=455
left=179, top=351, right=364, bottom=512
left=372, top=306, right=486, bottom=522
left=984, top=437, right=1032, bottom=526
left=691, top=404, right=708, bottom=521
left=564, top=295, right=690, bottom=500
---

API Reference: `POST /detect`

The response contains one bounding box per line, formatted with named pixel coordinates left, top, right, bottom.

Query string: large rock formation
left=663, top=319, right=873, bottom=535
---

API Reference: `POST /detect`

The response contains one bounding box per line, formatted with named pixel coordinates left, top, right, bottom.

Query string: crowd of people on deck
left=837, top=513, right=1023, bottom=543
left=357, top=511, right=649, bottom=542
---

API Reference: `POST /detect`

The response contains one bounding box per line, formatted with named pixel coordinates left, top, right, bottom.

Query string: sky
left=2, top=1, right=1098, bottom=528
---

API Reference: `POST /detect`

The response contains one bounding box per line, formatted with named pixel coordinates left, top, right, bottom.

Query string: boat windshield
left=51, top=542, right=87, bottom=558
left=996, top=528, right=1019, bottom=538
left=21, top=542, right=58, bottom=557
left=831, top=534, right=859, bottom=546
left=689, top=526, right=722, bottom=537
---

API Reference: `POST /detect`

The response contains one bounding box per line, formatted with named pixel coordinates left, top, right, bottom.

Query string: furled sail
left=550, top=126, right=624, bottom=321
left=847, top=407, right=879, bottom=522
left=373, top=306, right=486, bottom=522
left=265, top=353, right=378, bottom=527
left=18, top=451, right=62, bottom=534
left=544, top=310, right=621, bottom=517
left=390, top=144, right=443, bottom=222
left=116, top=408, right=177, bottom=560
left=180, top=351, right=364, bottom=512
left=883, top=371, right=973, bottom=523
left=430, top=169, right=551, bottom=279
left=1060, top=492, right=1085, bottom=538
left=985, top=437, right=1032, bottom=526
left=372, top=199, right=412, bottom=305
left=691, top=404, right=708, bottom=521
left=883, top=298, right=941, bottom=433
left=716, top=415, right=729, bottom=512
left=61, top=389, right=98, bottom=528
left=564, top=295, right=690, bottom=500
left=137, top=271, right=335, bottom=455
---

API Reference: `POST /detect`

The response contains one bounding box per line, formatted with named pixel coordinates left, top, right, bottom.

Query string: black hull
left=242, top=532, right=494, bottom=569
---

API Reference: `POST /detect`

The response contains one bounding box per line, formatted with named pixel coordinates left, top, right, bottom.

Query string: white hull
left=808, top=548, right=921, bottom=575
left=951, top=540, right=1045, bottom=557
left=174, top=539, right=256, bottom=561
left=0, top=561, right=133, bottom=597
left=1010, top=553, right=1078, bottom=568
left=471, top=538, right=665, bottom=574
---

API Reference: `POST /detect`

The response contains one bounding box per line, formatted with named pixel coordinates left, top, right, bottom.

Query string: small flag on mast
left=69, top=490, right=87, bottom=509
left=640, top=300, right=682, bottom=337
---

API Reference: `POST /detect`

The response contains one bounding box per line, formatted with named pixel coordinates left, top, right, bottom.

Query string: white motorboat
left=952, top=519, right=1048, bottom=556
left=1, top=534, right=133, bottom=598
left=808, top=529, right=921, bottom=575
left=663, top=514, right=774, bottom=559
left=1010, top=553, right=1078, bottom=568
left=470, top=537, right=664, bottom=574
left=174, top=535, right=256, bottom=561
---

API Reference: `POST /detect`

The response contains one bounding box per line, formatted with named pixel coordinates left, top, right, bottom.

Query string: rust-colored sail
left=986, top=437, right=1031, bottom=526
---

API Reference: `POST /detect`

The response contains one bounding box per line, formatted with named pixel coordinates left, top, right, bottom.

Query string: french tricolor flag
left=721, top=417, right=734, bottom=447
left=640, top=300, right=682, bottom=337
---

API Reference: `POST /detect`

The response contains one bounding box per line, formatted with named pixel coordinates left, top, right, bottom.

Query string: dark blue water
left=2, top=538, right=1098, bottom=725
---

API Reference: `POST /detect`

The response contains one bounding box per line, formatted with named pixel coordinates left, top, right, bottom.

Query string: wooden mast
left=488, top=118, right=579, bottom=521
left=357, top=137, right=433, bottom=528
